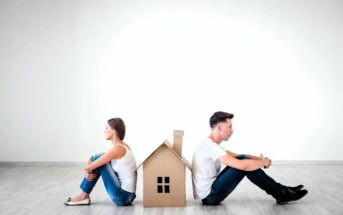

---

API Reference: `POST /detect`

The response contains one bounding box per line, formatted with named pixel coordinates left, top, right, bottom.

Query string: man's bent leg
left=202, top=155, right=251, bottom=205
left=203, top=166, right=246, bottom=205
left=246, top=168, right=288, bottom=200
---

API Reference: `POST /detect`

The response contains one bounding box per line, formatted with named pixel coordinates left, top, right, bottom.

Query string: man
left=192, top=111, right=308, bottom=205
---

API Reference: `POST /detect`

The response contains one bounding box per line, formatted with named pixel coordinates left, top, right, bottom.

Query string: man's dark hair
left=209, top=111, right=234, bottom=128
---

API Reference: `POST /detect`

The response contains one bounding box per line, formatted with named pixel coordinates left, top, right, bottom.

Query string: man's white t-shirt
left=192, top=137, right=227, bottom=199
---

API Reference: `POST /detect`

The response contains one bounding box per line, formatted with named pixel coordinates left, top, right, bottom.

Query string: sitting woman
left=64, top=117, right=137, bottom=206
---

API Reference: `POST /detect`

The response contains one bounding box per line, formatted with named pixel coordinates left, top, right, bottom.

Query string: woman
left=64, top=117, right=137, bottom=206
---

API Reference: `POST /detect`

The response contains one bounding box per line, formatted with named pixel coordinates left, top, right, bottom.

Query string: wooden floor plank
left=0, top=162, right=342, bottom=215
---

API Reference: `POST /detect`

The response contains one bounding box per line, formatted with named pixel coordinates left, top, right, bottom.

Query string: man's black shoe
left=287, top=185, right=304, bottom=192
left=277, top=189, right=308, bottom=205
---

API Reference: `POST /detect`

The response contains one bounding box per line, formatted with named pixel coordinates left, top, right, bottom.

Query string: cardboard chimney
left=138, top=130, right=191, bottom=207
left=172, top=130, right=184, bottom=156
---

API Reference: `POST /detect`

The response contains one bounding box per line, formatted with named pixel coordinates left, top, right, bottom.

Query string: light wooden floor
left=1, top=162, right=342, bottom=215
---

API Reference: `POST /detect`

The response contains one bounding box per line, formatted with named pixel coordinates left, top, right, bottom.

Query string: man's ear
left=218, top=124, right=222, bottom=131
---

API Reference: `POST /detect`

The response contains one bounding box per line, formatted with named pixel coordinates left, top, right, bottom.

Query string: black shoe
left=277, top=189, right=308, bottom=205
left=287, top=185, right=304, bottom=192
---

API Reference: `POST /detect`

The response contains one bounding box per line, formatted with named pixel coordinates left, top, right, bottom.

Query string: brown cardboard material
left=138, top=130, right=191, bottom=207
left=172, top=130, right=184, bottom=156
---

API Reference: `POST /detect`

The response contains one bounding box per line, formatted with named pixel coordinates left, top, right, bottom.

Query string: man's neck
left=209, top=132, right=222, bottom=144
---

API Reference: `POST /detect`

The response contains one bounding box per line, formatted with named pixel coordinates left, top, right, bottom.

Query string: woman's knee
left=91, top=152, right=105, bottom=161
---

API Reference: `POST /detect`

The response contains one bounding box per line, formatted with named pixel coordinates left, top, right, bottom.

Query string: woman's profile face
left=104, top=123, right=115, bottom=140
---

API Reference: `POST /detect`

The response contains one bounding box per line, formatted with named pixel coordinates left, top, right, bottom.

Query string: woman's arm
left=85, top=145, right=126, bottom=173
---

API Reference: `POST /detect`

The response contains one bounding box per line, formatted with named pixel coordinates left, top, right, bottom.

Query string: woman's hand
left=84, top=169, right=97, bottom=181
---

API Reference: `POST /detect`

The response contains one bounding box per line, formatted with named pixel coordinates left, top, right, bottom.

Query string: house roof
left=137, top=140, right=192, bottom=171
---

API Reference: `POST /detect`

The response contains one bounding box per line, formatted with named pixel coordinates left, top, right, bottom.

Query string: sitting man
left=192, top=111, right=308, bottom=205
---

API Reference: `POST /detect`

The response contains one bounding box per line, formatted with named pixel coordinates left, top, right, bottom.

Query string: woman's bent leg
left=79, top=153, right=135, bottom=205
left=79, top=153, right=103, bottom=194
left=98, top=163, right=136, bottom=206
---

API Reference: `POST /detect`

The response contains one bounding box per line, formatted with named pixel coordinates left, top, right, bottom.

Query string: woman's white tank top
left=110, top=145, right=137, bottom=193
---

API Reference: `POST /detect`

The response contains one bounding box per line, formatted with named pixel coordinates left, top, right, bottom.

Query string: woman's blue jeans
left=80, top=153, right=136, bottom=206
left=202, top=155, right=288, bottom=205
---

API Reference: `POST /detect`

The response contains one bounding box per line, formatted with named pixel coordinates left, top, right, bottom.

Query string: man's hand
left=84, top=169, right=97, bottom=181
left=260, top=154, right=272, bottom=169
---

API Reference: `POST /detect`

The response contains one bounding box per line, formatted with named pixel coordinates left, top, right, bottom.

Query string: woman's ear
left=112, top=129, right=117, bottom=135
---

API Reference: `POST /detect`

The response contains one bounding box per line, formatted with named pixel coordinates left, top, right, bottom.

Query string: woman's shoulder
left=113, top=144, right=127, bottom=152
left=107, top=144, right=126, bottom=159
left=122, top=142, right=131, bottom=150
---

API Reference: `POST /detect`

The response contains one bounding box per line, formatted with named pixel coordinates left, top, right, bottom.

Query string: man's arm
left=226, top=150, right=240, bottom=157
left=227, top=150, right=267, bottom=160
left=219, top=153, right=271, bottom=171
left=245, top=154, right=263, bottom=160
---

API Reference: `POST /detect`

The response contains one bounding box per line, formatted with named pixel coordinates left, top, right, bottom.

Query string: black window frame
left=157, top=176, right=170, bottom=193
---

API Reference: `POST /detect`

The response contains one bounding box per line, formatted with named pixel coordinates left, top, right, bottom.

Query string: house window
left=157, top=176, right=170, bottom=193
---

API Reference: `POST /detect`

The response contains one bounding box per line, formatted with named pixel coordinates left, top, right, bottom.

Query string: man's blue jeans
left=80, top=153, right=136, bottom=206
left=202, top=155, right=288, bottom=205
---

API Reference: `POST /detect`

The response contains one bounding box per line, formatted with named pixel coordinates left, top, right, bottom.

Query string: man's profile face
left=219, top=119, right=233, bottom=141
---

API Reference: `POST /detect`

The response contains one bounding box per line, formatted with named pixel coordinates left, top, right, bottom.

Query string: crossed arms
left=219, top=150, right=272, bottom=171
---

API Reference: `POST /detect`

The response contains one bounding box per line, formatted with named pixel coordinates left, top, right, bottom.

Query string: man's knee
left=236, top=154, right=249, bottom=160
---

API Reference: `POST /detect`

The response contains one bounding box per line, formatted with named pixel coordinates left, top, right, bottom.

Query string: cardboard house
left=138, top=130, right=191, bottom=207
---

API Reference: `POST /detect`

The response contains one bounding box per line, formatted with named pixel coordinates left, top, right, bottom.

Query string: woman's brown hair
left=108, top=118, right=126, bottom=141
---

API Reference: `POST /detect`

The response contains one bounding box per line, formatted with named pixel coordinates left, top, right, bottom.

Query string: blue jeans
left=80, top=153, right=136, bottom=206
left=202, top=155, right=288, bottom=205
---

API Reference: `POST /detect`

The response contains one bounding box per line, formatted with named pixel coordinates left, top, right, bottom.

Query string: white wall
left=1, top=0, right=342, bottom=161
